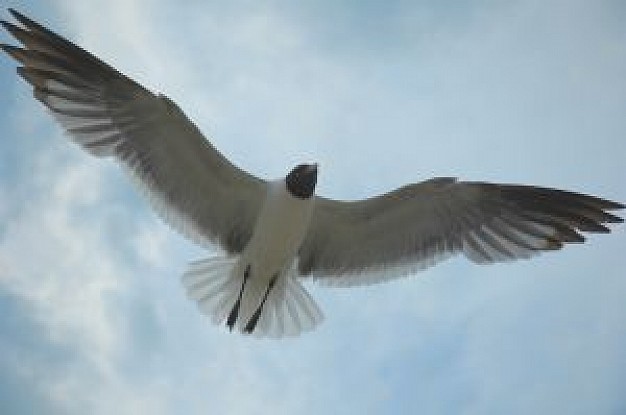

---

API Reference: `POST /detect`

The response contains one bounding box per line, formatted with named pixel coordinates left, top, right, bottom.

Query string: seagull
left=2, top=9, right=623, bottom=338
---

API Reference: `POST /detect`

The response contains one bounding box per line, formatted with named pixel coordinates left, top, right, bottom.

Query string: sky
left=0, top=1, right=625, bottom=414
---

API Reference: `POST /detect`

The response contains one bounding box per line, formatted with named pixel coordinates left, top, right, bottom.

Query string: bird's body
left=219, top=177, right=319, bottom=334
left=246, top=178, right=316, bottom=280
left=1, top=9, right=623, bottom=338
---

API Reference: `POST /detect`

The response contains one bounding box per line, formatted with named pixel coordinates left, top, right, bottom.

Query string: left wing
left=298, top=178, right=623, bottom=286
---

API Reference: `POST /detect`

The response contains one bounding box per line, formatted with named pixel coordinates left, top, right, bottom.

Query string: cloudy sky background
left=1, top=1, right=625, bottom=414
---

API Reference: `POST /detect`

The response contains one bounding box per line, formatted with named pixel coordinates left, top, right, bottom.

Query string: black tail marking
left=226, top=265, right=250, bottom=331
left=244, top=275, right=278, bottom=334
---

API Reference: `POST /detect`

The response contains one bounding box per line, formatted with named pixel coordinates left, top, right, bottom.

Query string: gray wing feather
left=298, top=177, right=623, bottom=286
left=2, top=10, right=266, bottom=253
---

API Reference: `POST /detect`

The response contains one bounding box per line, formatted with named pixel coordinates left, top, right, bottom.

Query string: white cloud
left=0, top=140, right=165, bottom=413
left=0, top=146, right=118, bottom=355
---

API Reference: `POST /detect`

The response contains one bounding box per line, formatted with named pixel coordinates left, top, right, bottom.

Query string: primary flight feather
left=2, top=9, right=623, bottom=337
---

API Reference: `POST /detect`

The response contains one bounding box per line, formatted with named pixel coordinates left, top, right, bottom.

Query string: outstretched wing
left=1, top=9, right=267, bottom=253
left=298, top=177, right=624, bottom=286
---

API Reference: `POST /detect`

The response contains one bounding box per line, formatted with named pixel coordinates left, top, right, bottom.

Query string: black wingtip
left=1, top=19, right=25, bottom=40
left=15, top=66, right=42, bottom=88
left=0, top=43, right=25, bottom=62
left=1, top=19, right=14, bottom=32
left=602, top=199, right=626, bottom=211
left=8, top=8, right=28, bottom=25
left=606, top=204, right=624, bottom=224
left=7, top=9, right=48, bottom=35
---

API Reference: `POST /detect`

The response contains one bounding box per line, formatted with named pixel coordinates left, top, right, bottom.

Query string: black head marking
left=286, top=163, right=318, bottom=199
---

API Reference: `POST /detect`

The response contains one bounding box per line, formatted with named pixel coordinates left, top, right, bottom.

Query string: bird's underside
left=1, top=9, right=623, bottom=338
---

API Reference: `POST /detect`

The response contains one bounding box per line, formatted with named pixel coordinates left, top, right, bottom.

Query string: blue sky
left=1, top=1, right=625, bottom=414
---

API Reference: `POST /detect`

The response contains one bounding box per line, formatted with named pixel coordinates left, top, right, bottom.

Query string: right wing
left=1, top=9, right=267, bottom=254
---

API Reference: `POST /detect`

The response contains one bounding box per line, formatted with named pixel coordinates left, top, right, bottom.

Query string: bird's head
left=286, top=163, right=318, bottom=199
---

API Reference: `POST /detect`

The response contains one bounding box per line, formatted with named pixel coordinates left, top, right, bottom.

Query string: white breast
left=242, top=179, right=315, bottom=281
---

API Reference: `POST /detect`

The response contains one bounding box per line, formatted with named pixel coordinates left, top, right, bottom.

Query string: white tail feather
left=181, top=256, right=324, bottom=338
left=182, top=255, right=240, bottom=325
left=250, top=271, right=324, bottom=338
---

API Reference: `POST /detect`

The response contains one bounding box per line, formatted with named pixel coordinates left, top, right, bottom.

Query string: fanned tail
left=248, top=267, right=324, bottom=338
left=181, top=255, right=241, bottom=325
left=181, top=256, right=324, bottom=338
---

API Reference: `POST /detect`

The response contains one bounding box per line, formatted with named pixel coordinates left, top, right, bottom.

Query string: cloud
left=0, top=124, right=166, bottom=412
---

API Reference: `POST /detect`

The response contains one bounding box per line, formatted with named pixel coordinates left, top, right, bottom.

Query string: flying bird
left=1, top=9, right=623, bottom=338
